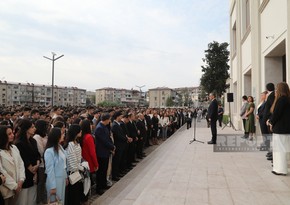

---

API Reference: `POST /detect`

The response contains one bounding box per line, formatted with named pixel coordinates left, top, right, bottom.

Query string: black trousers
left=210, top=119, right=217, bottom=143
left=136, top=138, right=144, bottom=157
left=146, top=129, right=152, bottom=141
left=187, top=120, right=192, bottom=129
left=67, top=181, right=82, bottom=205
left=96, top=157, right=109, bottom=190
left=218, top=115, right=223, bottom=127
left=127, top=142, right=136, bottom=166
left=112, top=145, right=125, bottom=178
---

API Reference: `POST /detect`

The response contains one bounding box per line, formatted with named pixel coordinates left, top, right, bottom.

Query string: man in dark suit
left=144, top=109, right=153, bottom=147
left=136, top=113, right=147, bottom=159
left=111, top=111, right=128, bottom=181
left=207, top=93, right=218, bottom=144
left=94, top=113, right=115, bottom=194
left=126, top=113, right=138, bottom=165
left=185, top=109, right=193, bottom=129
left=262, top=83, right=275, bottom=159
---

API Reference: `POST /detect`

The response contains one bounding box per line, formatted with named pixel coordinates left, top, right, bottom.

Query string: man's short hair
left=101, top=113, right=111, bottom=121
left=31, top=109, right=39, bottom=115
left=242, top=95, right=247, bottom=101
left=266, top=83, right=275, bottom=92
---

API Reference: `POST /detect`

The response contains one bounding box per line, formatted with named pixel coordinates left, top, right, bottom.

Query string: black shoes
left=207, top=141, right=216, bottom=145
left=96, top=189, right=105, bottom=195
left=112, top=177, right=120, bottom=181
left=271, top=171, right=286, bottom=176
left=266, top=152, right=272, bottom=157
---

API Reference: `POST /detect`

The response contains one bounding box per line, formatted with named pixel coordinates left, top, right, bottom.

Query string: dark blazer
left=15, top=138, right=41, bottom=188
left=111, top=121, right=128, bottom=146
left=269, top=96, right=290, bottom=134
left=120, top=121, right=129, bottom=137
left=136, top=119, right=147, bottom=138
left=94, top=122, right=115, bottom=158
left=263, top=91, right=275, bottom=122
left=151, top=116, right=159, bottom=131
left=126, top=121, right=138, bottom=139
left=144, top=115, right=153, bottom=130
left=257, top=101, right=266, bottom=119
left=207, top=99, right=218, bottom=121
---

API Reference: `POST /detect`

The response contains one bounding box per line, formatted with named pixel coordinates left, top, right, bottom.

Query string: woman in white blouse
left=159, top=113, right=170, bottom=141
left=64, top=124, right=83, bottom=205
left=0, top=125, right=25, bottom=205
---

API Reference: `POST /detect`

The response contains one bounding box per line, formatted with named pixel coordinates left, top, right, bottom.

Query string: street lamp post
left=44, top=52, right=64, bottom=107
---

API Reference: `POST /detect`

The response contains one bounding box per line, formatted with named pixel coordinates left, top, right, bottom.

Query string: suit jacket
left=15, top=138, right=41, bottom=188
left=207, top=99, right=218, bottom=121
left=144, top=115, right=153, bottom=130
left=263, top=91, right=275, bottom=122
left=120, top=121, right=129, bottom=137
left=0, top=145, right=26, bottom=199
left=257, top=101, right=266, bottom=119
left=44, top=146, right=67, bottom=191
left=151, top=116, right=159, bottom=131
left=111, top=121, right=128, bottom=147
left=269, top=96, right=290, bottom=134
left=94, top=122, right=114, bottom=158
left=136, top=119, right=147, bottom=138
left=126, top=120, right=138, bottom=139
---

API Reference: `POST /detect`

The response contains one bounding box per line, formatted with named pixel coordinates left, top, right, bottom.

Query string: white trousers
left=16, top=185, right=37, bottom=205
left=273, top=133, right=290, bottom=174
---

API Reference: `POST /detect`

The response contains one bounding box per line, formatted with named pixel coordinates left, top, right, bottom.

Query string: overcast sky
left=0, top=0, right=229, bottom=91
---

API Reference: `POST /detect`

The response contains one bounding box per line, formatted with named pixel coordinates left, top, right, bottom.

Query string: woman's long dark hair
left=46, top=127, right=62, bottom=153
left=16, top=119, right=33, bottom=143
left=63, top=124, right=81, bottom=149
left=0, top=125, right=12, bottom=150
left=80, top=120, right=92, bottom=147
left=35, top=120, right=48, bottom=138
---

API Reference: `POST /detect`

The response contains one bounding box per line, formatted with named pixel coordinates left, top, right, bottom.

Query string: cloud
left=0, top=0, right=229, bottom=91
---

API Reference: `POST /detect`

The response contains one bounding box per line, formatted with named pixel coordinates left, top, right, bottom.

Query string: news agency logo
left=213, top=134, right=270, bottom=152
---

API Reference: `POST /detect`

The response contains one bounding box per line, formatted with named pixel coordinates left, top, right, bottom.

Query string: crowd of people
left=0, top=105, right=197, bottom=205
left=239, top=82, right=290, bottom=176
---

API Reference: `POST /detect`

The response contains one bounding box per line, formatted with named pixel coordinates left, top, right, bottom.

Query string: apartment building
left=174, top=86, right=201, bottom=107
left=229, top=0, right=290, bottom=128
left=95, top=87, right=146, bottom=107
left=148, top=87, right=176, bottom=108
left=0, top=81, right=86, bottom=107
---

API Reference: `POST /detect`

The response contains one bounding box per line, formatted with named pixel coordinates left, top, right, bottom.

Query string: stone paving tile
left=91, top=120, right=290, bottom=205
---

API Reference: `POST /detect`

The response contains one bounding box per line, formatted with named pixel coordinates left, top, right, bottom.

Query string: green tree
left=200, top=41, right=230, bottom=97
left=165, top=96, right=174, bottom=107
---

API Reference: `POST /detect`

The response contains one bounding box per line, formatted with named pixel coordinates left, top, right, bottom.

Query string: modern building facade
left=0, top=81, right=86, bottom=107
left=229, top=0, right=290, bottom=129
left=95, top=87, right=146, bottom=107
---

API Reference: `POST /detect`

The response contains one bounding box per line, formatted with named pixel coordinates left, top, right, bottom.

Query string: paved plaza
left=92, top=120, right=290, bottom=205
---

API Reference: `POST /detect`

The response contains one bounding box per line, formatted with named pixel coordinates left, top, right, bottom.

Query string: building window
left=154, top=97, right=157, bottom=100
left=232, top=22, right=237, bottom=55
left=242, top=0, right=250, bottom=35
left=246, top=0, right=250, bottom=29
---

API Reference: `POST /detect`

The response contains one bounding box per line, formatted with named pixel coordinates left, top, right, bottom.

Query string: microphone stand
left=189, top=116, right=204, bottom=144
